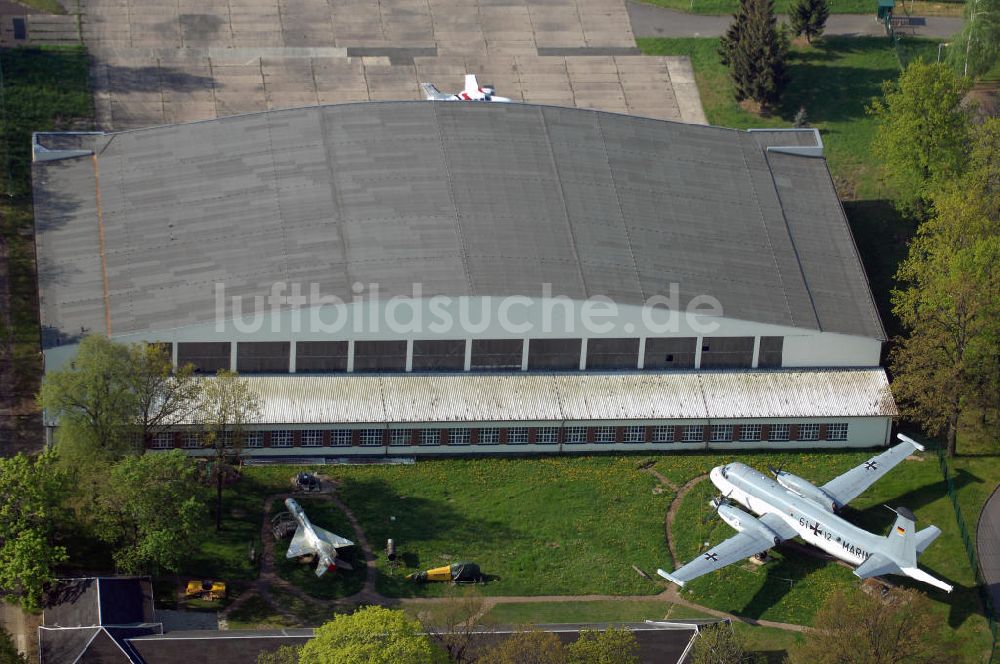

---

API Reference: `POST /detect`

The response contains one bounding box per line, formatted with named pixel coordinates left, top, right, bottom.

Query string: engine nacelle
left=716, top=503, right=781, bottom=546
left=775, top=472, right=838, bottom=512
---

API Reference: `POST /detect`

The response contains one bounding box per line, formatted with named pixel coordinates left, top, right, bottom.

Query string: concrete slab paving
left=68, top=0, right=705, bottom=130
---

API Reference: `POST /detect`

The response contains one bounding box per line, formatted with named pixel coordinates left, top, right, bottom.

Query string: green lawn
left=327, top=457, right=673, bottom=598
left=484, top=600, right=684, bottom=624
left=635, top=0, right=964, bottom=16
left=177, top=446, right=993, bottom=660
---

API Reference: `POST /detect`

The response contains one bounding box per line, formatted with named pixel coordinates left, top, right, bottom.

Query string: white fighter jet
left=420, top=74, right=512, bottom=102
left=284, top=497, right=354, bottom=577
left=659, top=434, right=953, bottom=592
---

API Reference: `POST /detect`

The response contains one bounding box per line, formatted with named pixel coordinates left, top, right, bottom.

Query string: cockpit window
left=720, top=466, right=729, bottom=479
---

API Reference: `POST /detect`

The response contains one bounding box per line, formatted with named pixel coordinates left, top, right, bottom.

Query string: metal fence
left=937, top=448, right=998, bottom=662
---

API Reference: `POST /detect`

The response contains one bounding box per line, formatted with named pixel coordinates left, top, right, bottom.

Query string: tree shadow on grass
left=841, top=467, right=983, bottom=535
left=843, top=200, right=918, bottom=341
left=778, top=61, right=900, bottom=123
left=336, top=477, right=521, bottom=598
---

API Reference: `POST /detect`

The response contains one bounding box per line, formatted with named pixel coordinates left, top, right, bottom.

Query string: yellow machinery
left=407, top=561, right=482, bottom=583
left=184, top=580, right=227, bottom=600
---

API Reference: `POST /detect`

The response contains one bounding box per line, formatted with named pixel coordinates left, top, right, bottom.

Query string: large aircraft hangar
left=32, top=101, right=896, bottom=456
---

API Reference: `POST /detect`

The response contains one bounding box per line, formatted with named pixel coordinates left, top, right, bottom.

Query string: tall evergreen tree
left=719, top=0, right=789, bottom=111
left=790, top=0, right=829, bottom=43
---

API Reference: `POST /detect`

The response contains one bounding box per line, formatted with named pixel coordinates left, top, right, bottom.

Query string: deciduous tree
left=719, top=0, right=789, bottom=111
left=0, top=452, right=67, bottom=610
left=567, top=627, right=640, bottom=664
left=299, top=606, right=445, bottom=664
left=947, top=0, right=1000, bottom=78
left=92, top=450, right=203, bottom=574
left=868, top=61, right=972, bottom=214
left=38, top=335, right=136, bottom=458
left=128, top=343, right=201, bottom=449
left=789, top=0, right=829, bottom=43
left=478, top=629, right=567, bottom=664
left=688, top=623, right=755, bottom=664
left=786, top=587, right=953, bottom=664
left=196, top=370, right=261, bottom=531
left=256, top=645, right=300, bottom=664
left=39, top=337, right=203, bottom=459
left=890, top=118, right=1000, bottom=457
left=419, top=589, right=493, bottom=663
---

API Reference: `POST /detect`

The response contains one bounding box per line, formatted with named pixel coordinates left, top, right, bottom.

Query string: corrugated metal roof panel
left=218, top=368, right=896, bottom=425
left=34, top=102, right=885, bottom=346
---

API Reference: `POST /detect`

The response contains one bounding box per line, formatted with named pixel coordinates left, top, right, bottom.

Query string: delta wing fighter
left=284, top=498, right=354, bottom=577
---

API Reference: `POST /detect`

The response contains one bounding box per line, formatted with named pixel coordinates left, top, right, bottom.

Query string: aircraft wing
left=287, top=526, right=312, bottom=559
left=464, top=74, right=478, bottom=93
left=821, top=436, right=924, bottom=508
left=657, top=528, right=776, bottom=587
left=313, top=525, right=354, bottom=550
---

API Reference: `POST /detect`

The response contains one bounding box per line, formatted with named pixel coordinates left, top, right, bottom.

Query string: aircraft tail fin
left=886, top=507, right=917, bottom=565
left=420, top=82, right=449, bottom=100
left=464, top=74, right=479, bottom=93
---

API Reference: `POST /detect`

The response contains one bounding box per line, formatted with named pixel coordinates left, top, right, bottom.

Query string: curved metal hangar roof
left=33, top=102, right=883, bottom=343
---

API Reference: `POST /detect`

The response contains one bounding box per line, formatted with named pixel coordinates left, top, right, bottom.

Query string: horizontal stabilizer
left=901, top=566, right=953, bottom=593
left=656, top=568, right=686, bottom=587
left=915, top=525, right=942, bottom=554
left=853, top=553, right=900, bottom=580
left=896, top=433, right=925, bottom=452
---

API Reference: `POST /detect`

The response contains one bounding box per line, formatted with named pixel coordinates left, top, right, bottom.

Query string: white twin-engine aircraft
left=659, top=434, right=953, bottom=593
left=420, top=74, right=512, bottom=102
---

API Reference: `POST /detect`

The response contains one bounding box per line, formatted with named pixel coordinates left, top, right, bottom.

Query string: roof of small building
left=175, top=367, right=897, bottom=425
left=32, top=103, right=884, bottom=347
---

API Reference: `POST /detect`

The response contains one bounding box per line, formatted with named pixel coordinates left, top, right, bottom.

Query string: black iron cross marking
left=704, top=552, right=719, bottom=562
left=809, top=521, right=823, bottom=537
left=864, top=460, right=879, bottom=471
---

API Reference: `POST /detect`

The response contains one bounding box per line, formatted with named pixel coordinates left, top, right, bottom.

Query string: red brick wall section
left=789, top=424, right=800, bottom=441
left=615, top=427, right=624, bottom=443
left=351, top=430, right=361, bottom=447
left=292, top=430, right=302, bottom=447
left=500, top=428, right=509, bottom=444
left=644, top=426, right=653, bottom=442
left=732, top=425, right=741, bottom=442
left=528, top=428, right=537, bottom=444
left=702, top=425, right=712, bottom=442
left=760, top=425, right=771, bottom=441
left=470, top=429, right=479, bottom=445
left=586, top=427, right=595, bottom=443
left=819, top=424, right=828, bottom=441
left=674, top=426, right=684, bottom=442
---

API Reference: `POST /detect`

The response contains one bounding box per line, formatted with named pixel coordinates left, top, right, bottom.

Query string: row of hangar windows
left=167, top=336, right=785, bottom=374
left=150, top=422, right=849, bottom=449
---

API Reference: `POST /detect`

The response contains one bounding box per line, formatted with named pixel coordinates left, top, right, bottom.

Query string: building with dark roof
left=32, top=103, right=896, bottom=454
left=38, top=577, right=161, bottom=663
